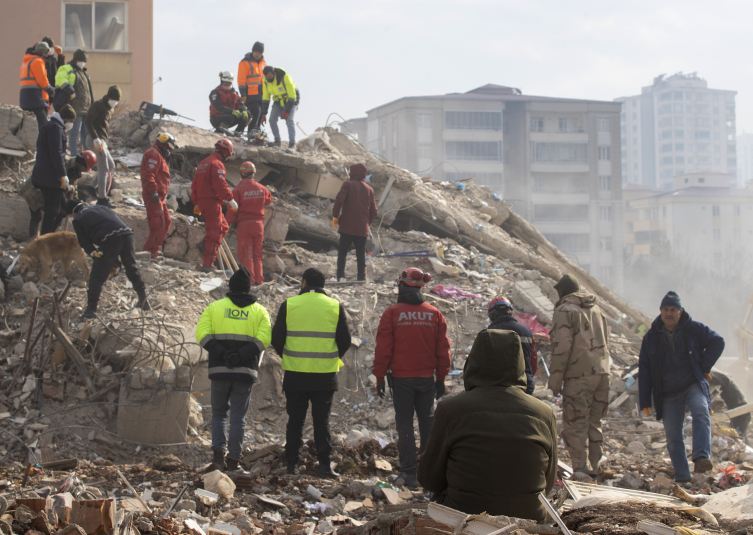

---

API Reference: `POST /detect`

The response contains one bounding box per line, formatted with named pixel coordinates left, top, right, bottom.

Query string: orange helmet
left=81, top=150, right=97, bottom=171
left=215, top=138, right=234, bottom=158
left=488, top=295, right=513, bottom=311
left=397, top=267, right=431, bottom=287
left=240, top=161, right=256, bottom=178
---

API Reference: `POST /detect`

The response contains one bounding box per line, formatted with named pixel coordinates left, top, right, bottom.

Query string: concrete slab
left=702, top=485, right=753, bottom=529
left=117, top=383, right=190, bottom=445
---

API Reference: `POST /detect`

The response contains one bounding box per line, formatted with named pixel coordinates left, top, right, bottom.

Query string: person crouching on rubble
left=196, top=267, right=272, bottom=472
left=418, top=329, right=557, bottom=522
left=67, top=201, right=151, bottom=320
left=639, top=291, right=725, bottom=482
left=140, top=132, right=179, bottom=259
left=191, top=138, right=237, bottom=272
left=372, top=267, right=451, bottom=488
left=487, top=295, right=536, bottom=394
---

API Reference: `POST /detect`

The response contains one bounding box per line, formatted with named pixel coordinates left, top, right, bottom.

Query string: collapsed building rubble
left=0, top=105, right=752, bottom=534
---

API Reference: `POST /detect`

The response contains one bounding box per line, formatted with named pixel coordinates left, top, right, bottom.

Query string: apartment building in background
left=739, top=133, right=753, bottom=186
left=0, top=1, right=153, bottom=111
left=615, top=72, right=737, bottom=189
left=624, top=171, right=753, bottom=274
left=343, top=84, right=624, bottom=291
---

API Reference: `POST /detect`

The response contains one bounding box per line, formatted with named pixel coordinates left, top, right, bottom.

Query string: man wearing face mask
left=209, top=72, right=248, bottom=134
left=85, top=85, right=121, bottom=207
left=55, top=49, right=92, bottom=156
left=30, top=104, right=77, bottom=235
left=141, top=133, right=179, bottom=259
left=237, top=42, right=266, bottom=133
left=191, top=139, right=237, bottom=272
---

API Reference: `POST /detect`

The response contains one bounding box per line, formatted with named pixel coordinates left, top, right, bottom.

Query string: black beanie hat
left=42, top=36, right=54, bottom=48
left=107, top=85, right=122, bottom=100
left=229, top=267, right=252, bottom=294
left=252, top=41, right=264, bottom=54
left=660, top=291, right=682, bottom=310
left=59, top=104, right=76, bottom=121
left=73, top=49, right=88, bottom=62
left=554, top=274, right=580, bottom=299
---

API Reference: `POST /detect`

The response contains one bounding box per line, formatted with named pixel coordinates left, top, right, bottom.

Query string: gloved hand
left=90, top=250, right=103, bottom=258
left=281, top=111, right=289, bottom=120
left=193, top=205, right=202, bottom=216
left=54, top=46, right=63, bottom=55
left=229, top=199, right=238, bottom=211
left=93, top=138, right=103, bottom=151
left=435, top=381, right=446, bottom=400
left=260, top=115, right=267, bottom=126
left=241, top=111, right=249, bottom=123
left=705, top=373, right=713, bottom=381
left=241, top=96, right=247, bottom=103
left=61, top=176, right=69, bottom=188
left=232, top=110, right=241, bottom=118
left=45, top=86, right=54, bottom=97
left=224, top=352, right=241, bottom=369
left=151, top=193, right=160, bottom=204
left=377, top=378, right=385, bottom=399
left=642, top=407, right=651, bottom=417
left=67, top=185, right=75, bottom=193
left=332, top=217, right=339, bottom=229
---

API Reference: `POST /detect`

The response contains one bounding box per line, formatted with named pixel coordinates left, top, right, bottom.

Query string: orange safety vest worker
left=238, top=55, right=267, bottom=101
left=20, top=53, right=51, bottom=109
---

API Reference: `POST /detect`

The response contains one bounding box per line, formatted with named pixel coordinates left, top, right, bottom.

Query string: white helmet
left=219, top=71, right=234, bottom=83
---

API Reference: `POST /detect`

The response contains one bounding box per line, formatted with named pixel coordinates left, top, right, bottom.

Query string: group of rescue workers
left=18, top=37, right=735, bottom=525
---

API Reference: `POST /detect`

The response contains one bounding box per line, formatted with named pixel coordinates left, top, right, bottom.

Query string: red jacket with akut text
left=226, top=178, right=273, bottom=224
left=191, top=152, right=233, bottom=203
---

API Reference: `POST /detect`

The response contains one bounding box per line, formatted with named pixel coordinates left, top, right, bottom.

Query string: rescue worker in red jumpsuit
left=191, top=138, right=238, bottom=272
left=226, top=161, right=273, bottom=285
left=140, top=132, right=178, bottom=258
left=372, top=268, right=452, bottom=488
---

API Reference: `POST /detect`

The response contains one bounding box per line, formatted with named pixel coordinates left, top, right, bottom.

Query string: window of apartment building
left=662, top=206, right=667, bottom=218
left=417, top=113, right=431, bottom=129
left=597, top=117, right=611, bottom=132
left=695, top=131, right=711, bottom=139
left=661, top=156, right=673, bottom=165
left=559, top=118, right=568, bottom=132
left=673, top=91, right=684, bottom=100
left=531, top=142, right=588, bottom=163
left=714, top=119, right=720, bottom=127
left=599, top=237, right=612, bottom=251
left=599, top=176, right=611, bottom=191
left=530, top=117, right=544, bottom=132
left=726, top=106, right=735, bottom=117
left=64, top=2, right=127, bottom=51
left=444, top=111, right=502, bottom=130
left=696, top=105, right=709, bottom=114
left=600, top=206, right=612, bottom=221
left=714, top=107, right=720, bottom=115
left=661, top=143, right=672, bottom=153
left=686, top=105, right=693, bottom=113
left=696, top=117, right=711, bottom=127
left=632, top=100, right=637, bottom=107
left=367, top=120, right=378, bottom=142
left=661, top=130, right=672, bottom=139
left=734, top=229, right=741, bottom=241
left=675, top=143, right=684, bottom=151
left=734, top=206, right=741, bottom=217
left=675, top=116, right=684, bottom=127
left=728, top=157, right=737, bottom=166
left=633, top=125, right=637, bottom=132
left=697, top=144, right=710, bottom=153
left=659, top=117, right=672, bottom=128
left=632, top=112, right=638, bottom=120
left=673, top=103, right=683, bottom=114
left=598, top=146, right=610, bottom=161
left=659, top=104, right=672, bottom=115
left=544, top=233, right=590, bottom=252
left=660, top=92, right=672, bottom=101
left=712, top=205, right=720, bottom=216
left=714, top=144, right=720, bottom=153
left=445, top=141, right=501, bottom=161
left=676, top=156, right=685, bottom=164
left=534, top=205, right=589, bottom=221
left=713, top=229, right=721, bottom=241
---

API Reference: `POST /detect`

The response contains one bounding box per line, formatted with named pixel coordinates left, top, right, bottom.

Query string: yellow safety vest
left=282, top=291, right=343, bottom=373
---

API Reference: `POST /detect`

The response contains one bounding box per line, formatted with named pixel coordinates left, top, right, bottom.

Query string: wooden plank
left=378, top=175, right=397, bottom=207
left=711, top=402, right=753, bottom=423
left=609, top=392, right=630, bottom=408
left=563, top=481, right=686, bottom=508
left=45, top=318, right=95, bottom=394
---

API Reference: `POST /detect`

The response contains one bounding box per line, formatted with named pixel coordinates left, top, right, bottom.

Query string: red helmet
left=397, top=267, right=431, bottom=287
left=215, top=138, right=234, bottom=158
left=81, top=150, right=97, bottom=171
left=488, top=295, right=513, bottom=311
left=240, top=161, right=256, bottom=178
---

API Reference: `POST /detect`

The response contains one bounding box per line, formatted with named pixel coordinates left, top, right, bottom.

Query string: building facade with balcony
left=615, top=73, right=737, bottom=190
left=343, top=84, right=624, bottom=291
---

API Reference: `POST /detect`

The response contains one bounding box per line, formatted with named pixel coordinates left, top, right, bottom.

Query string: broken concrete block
left=21, top=281, right=40, bottom=300
left=626, top=441, right=646, bottom=454
left=176, top=365, right=191, bottom=388
left=616, top=471, right=644, bottom=490
left=117, top=383, right=189, bottom=444
left=376, top=409, right=395, bottom=429
left=703, top=485, right=753, bottom=529
left=140, top=366, right=159, bottom=388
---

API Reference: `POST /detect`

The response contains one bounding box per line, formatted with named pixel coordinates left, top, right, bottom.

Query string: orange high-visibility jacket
left=237, top=55, right=266, bottom=101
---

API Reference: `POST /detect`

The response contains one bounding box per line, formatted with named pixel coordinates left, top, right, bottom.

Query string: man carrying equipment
left=140, top=133, right=179, bottom=259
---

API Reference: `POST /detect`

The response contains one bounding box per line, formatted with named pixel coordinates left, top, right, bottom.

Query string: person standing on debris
left=487, top=296, right=537, bottom=394
left=418, top=329, right=558, bottom=521
left=66, top=201, right=151, bottom=320
left=271, top=267, right=352, bottom=478
left=209, top=72, right=249, bottom=134
left=55, top=49, right=92, bottom=157
left=261, top=66, right=299, bottom=148
left=547, top=274, right=610, bottom=477
left=191, top=138, right=237, bottom=272
left=19, top=41, right=54, bottom=132
left=140, top=133, right=179, bottom=259
left=332, top=163, right=378, bottom=282
left=373, top=268, right=451, bottom=488
left=639, top=291, right=725, bottom=481
left=196, top=267, right=272, bottom=471
left=225, top=161, right=272, bottom=285
left=30, top=104, right=77, bottom=235
left=85, top=85, right=121, bottom=206
left=237, top=42, right=266, bottom=133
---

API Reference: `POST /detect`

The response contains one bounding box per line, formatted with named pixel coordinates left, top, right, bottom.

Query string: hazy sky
left=153, top=0, right=753, bottom=141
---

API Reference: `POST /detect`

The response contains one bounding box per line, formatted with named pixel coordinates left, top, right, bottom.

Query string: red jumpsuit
left=140, top=145, right=172, bottom=257
left=191, top=152, right=233, bottom=267
left=226, top=177, right=272, bottom=285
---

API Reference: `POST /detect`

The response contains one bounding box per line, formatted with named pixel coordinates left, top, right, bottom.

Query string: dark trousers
left=337, top=233, right=367, bottom=280
left=211, top=380, right=253, bottom=461
left=284, top=390, right=334, bottom=464
left=393, top=376, right=435, bottom=474
left=210, top=115, right=245, bottom=133
left=39, top=187, right=67, bottom=235
left=29, top=207, right=42, bottom=239
left=246, top=101, right=262, bottom=132
left=31, top=107, right=48, bottom=133
left=87, top=234, right=145, bottom=311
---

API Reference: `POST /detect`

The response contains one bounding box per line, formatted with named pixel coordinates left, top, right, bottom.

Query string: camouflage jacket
left=549, top=291, right=609, bottom=380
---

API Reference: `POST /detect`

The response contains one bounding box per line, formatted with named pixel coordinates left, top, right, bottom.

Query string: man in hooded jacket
left=332, top=163, right=378, bottom=281
left=196, top=267, right=271, bottom=472
left=85, top=85, right=121, bottom=206
left=547, top=274, right=610, bottom=477
left=418, top=329, right=558, bottom=522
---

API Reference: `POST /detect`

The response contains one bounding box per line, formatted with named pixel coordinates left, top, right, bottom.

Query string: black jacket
left=31, top=115, right=67, bottom=189
left=72, top=205, right=133, bottom=254
left=85, top=96, right=113, bottom=140
left=271, top=287, right=351, bottom=392
left=488, top=315, right=535, bottom=394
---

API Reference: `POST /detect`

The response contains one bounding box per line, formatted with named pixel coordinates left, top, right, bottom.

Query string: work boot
left=317, top=460, right=339, bottom=479
left=286, top=462, right=299, bottom=476
left=79, top=307, right=96, bottom=321
left=200, top=265, right=213, bottom=273
left=96, top=197, right=113, bottom=208
left=136, top=291, right=151, bottom=311
left=225, top=457, right=240, bottom=471
left=210, top=450, right=226, bottom=472
left=269, top=140, right=281, bottom=148
left=398, top=472, right=419, bottom=488
left=694, top=457, right=714, bottom=473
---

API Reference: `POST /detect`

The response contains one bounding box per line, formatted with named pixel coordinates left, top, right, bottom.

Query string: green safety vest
left=282, top=291, right=343, bottom=373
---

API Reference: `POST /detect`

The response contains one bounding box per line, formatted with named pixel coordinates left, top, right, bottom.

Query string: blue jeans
left=269, top=101, right=296, bottom=144
left=662, top=385, right=711, bottom=481
left=68, top=115, right=86, bottom=156
left=211, top=380, right=253, bottom=461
